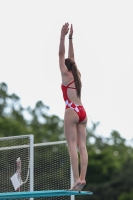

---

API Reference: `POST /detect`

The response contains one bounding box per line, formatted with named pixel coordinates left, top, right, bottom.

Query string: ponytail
left=65, top=58, right=81, bottom=98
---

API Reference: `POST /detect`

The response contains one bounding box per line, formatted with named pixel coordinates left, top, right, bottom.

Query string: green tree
left=0, top=82, right=64, bottom=142
left=1, top=82, right=133, bottom=200
left=118, top=192, right=133, bottom=200
left=77, top=130, right=133, bottom=200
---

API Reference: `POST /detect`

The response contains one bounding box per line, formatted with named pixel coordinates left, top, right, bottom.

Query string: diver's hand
left=61, top=22, right=69, bottom=38
left=69, top=24, right=73, bottom=38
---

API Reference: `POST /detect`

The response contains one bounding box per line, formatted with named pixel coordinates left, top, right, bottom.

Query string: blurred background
left=0, top=0, right=133, bottom=199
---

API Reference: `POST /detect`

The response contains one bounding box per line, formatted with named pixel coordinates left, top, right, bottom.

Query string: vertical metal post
left=70, top=165, right=75, bottom=200
left=30, top=135, right=34, bottom=200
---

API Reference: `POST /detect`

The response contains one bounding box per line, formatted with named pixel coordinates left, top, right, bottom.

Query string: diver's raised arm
left=58, top=23, right=69, bottom=74
left=68, top=24, right=75, bottom=61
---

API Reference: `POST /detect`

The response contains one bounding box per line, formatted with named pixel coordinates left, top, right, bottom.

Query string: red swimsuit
left=61, top=81, right=86, bottom=122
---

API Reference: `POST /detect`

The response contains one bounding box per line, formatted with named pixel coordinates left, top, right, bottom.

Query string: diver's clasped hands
left=61, top=23, right=73, bottom=39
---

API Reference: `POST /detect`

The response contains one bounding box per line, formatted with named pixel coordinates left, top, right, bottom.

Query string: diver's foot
left=75, top=180, right=86, bottom=191
left=69, top=179, right=81, bottom=191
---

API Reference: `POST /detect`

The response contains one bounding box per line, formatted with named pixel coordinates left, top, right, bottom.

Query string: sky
left=0, top=0, right=133, bottom=143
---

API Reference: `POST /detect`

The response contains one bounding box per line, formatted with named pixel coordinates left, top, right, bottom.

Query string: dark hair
left=65, top=58, right=81, bottom=98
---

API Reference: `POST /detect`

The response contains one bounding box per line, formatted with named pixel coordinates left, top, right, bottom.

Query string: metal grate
left=0, top=135, right=34, bottom=200
left=0, top=137, right=72, bottom=200
left=34, top=141, right=71, bottom=200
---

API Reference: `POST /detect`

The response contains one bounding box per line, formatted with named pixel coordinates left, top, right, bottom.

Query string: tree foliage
left=0, top=82, right=64, bottom=143
left=0, top=82, right=133, bottom=199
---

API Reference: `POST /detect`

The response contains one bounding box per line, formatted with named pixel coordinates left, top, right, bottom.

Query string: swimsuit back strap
left=67, top=80, right=74, bottom=87
left=67, top=81, right=76, bottom=89
left=67, top=86, right=76, bottom=89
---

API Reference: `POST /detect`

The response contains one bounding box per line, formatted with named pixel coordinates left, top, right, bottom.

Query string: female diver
left=58, top=22, right=88, bottom=191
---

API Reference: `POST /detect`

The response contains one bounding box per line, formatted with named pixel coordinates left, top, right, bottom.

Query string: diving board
left=0, top=190, right=93, bottom=199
